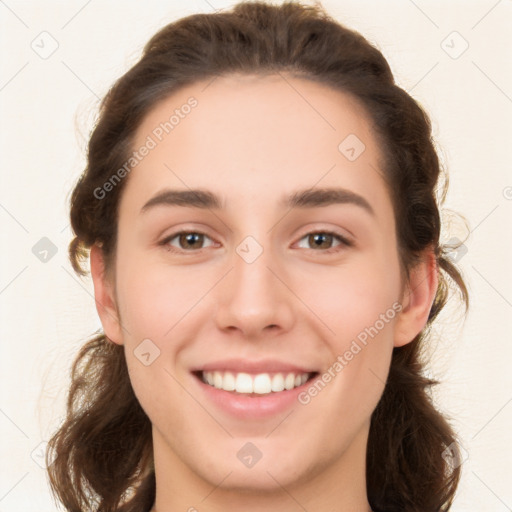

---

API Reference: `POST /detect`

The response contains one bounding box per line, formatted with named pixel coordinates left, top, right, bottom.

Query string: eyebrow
left=140, top=187, right=374, bottom=216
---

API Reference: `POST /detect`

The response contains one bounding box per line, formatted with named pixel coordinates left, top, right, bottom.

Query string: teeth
left=235, top=372, right=253, bottom=393
left=253, top=373, right=271, bottom=394
left=271, top=373, right=285, bottom=392
left=222, top=371, right=235, bottom=391
left=201, top=371, right=310, bottom=394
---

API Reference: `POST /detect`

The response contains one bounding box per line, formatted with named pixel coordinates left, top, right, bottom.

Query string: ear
left=90, top=244, right=124, bottom=345
left=394, top=247, right=438, bottom=348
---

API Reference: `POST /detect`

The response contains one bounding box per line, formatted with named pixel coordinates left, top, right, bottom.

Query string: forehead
left=134, top=72, right=379, bottom=162
left=123, top=72, right=390, bottom=218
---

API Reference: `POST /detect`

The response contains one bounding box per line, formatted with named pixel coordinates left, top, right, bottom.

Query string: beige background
left=1, top=0, right=511, bottom=510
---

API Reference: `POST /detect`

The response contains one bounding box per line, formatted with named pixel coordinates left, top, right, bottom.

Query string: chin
left=192, top=443, right=315, bottom=491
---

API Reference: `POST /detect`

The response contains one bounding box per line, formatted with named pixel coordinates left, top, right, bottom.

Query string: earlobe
left=90, top=244, right=124, bottom=345
left=393, top=248, right=438, bottom=348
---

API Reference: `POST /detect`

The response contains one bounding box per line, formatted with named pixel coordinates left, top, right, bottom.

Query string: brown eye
left=178, top=233, right=204, bottom=250
left=308, top=233, right=334, bottom=249
left=296, top=231, right=352, bottom=252
left=161, top=231, right=215, bottom=252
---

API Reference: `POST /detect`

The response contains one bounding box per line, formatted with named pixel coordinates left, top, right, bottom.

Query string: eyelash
left=158, top=229, right=353, bottom=255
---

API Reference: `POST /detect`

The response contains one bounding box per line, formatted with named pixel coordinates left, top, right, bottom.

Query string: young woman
left=46, top=2, right=468, bottom=511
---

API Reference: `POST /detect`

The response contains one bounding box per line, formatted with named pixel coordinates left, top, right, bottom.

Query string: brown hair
left=46, top=2, right=469, bottom=511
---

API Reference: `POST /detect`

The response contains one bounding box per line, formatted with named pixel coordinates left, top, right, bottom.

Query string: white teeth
left=223, top=371, right=235, bottom=391
left=235, top=373, right=253, bottom=393
left=271, top=373, right=285, bottom=392
left=284, top=373, right=295, bottom=390
left=201, top=370, right=310, bottom=394
left=213, top=371, right=223, bottom=389
left=253, top=374, right=272, bottom=394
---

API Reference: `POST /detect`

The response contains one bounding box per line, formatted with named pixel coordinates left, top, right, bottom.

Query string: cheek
left=297, top=253, right=401, bottom=342
left=115, top=258, right=215, bottom=339
left=299, top=263, right=399, bottom=427
left=298, top=253, right=401, bottom=417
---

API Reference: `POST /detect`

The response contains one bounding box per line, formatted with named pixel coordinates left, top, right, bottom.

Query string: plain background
left=1, top=0, right=511, bottom=510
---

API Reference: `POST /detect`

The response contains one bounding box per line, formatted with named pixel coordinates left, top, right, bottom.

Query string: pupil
left=311, top=233, right=331, bottom=248
left=181, top=233, right=202, bottom=249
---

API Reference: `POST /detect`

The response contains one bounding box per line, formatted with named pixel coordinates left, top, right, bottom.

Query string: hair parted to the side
left=46, top=2, right=469, bottom=511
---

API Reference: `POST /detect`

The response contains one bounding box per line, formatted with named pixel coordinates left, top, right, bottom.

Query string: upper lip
left=191, top=358, right=318, bottom=375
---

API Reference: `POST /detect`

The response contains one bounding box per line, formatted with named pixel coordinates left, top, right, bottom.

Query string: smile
left=198, top=370, right=315, bottom=395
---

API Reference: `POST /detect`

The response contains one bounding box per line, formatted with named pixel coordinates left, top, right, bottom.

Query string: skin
left=90, top=73, right=437, bottom=512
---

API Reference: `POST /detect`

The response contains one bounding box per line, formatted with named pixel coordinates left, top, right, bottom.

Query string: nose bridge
left=214, top=234, right=294, bottom=336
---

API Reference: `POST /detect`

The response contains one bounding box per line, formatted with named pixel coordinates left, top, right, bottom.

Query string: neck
left=149, top=423, right=373, bottom=512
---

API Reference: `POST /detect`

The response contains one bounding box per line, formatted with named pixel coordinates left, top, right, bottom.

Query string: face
left=92, top=73, right=436, bottom=497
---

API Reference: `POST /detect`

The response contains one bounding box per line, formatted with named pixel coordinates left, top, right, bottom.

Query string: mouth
left=189, top=358, right=322, bottom=418
left=192, top=370, right=320, bottom=397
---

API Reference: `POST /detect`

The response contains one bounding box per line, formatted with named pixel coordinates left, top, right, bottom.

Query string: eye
left=160, top=231, right=215, bottom=252
left=159, top=229, right=352, bottom=254
left=296, top=231, right=352, bottom=253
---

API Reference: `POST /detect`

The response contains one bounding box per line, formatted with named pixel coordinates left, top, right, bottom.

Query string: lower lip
left=192, top=373, right=318, bottom=419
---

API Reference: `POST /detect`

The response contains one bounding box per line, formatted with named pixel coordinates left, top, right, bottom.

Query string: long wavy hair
left=46, top=2, right=469, bottom=511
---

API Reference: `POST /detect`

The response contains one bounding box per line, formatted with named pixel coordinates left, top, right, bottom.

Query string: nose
left=214, top=241, right=295, bottom=340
